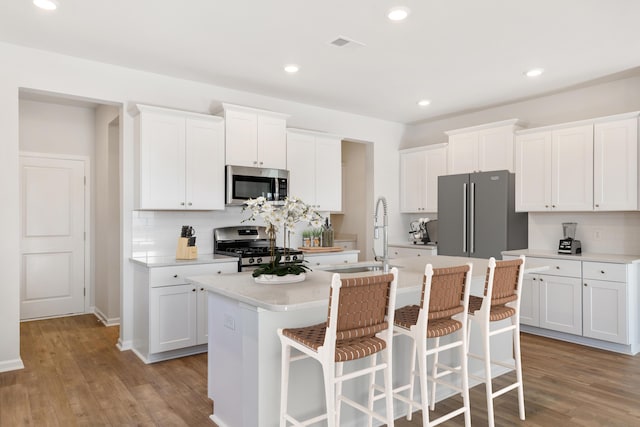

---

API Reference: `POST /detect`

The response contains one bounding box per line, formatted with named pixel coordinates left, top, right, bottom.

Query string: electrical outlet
left=224, top=314, right=235, bottom=331
left=593, top=229, right=601, bottom=240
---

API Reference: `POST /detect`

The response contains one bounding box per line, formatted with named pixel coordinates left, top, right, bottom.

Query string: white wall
left=0, top=41, right=404, bottom=370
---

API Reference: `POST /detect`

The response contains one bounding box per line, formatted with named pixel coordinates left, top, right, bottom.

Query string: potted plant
left=302, top=229, right=312, bottom=247
left=243, top=196, right=323, bottom=281
left=312, top=228, right=322, bottom=247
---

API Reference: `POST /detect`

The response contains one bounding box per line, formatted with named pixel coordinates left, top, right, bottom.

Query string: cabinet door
left=197, top=286, right=208, bottom=345
left=150, top=284, right=197, bottom=353
left=520, top=275, right=540, bottom=327
left=257, top=115, right=287, bottom=169
left=551, top=125, right=594, bottom=211
left=139, top=112, right=186, bottom=209
left=424, top=146, right=447, bottom=212
left=305, top=252, right=358, bottom=266
left=478, top=126, right=514, bottom=172
left=225, top=109, right=258, bottom=167
left=594, top=118, right=638, bottom=211
left=448, top=133, right=478, bottom=174
left=400, top=150, right=426, bottom=213
left=185, top=118, right=225, bottom=210
left=583, top=279, right=628, bottom=344
left=515, top=132, right=552, bottom=212
left=538, top=275, right=582, bottom=335
left=287, top=132, right=316, bottom=205
left=314, top=136, right=342, bottom=211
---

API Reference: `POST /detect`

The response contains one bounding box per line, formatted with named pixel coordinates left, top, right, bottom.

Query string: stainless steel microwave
left=225, top=165, right=289, bottom=205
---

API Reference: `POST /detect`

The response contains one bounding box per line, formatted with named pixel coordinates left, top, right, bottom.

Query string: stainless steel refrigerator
left=437, top=170, right=527, bottom=259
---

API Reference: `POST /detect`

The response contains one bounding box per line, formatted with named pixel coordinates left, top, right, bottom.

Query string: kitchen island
left=189, top=255, right=546, bottom=427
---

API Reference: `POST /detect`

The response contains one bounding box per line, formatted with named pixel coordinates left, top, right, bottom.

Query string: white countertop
left=189, top=255, right=546, bottom=312
left=502, top=249, right=640, bottom=264
left=130, top=254, right=239, bottom=267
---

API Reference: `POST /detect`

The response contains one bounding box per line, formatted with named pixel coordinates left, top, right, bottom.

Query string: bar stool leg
left=514, top=319, right=525, bottom=420
left=429, top=337, right=440, bottom=411
left=481, top=321, right=495, bottom=427
left=405, top=338, right=417, bottom=420
left=367, top=354, right=376, bottom=427
left=336, top=361, right=344, bottom=425
left=460, top=327, right=471, bottom=427
left=279, top=343, right=291, bottom=427
left=416, top=338, right=430, bottom=426
left=323, top=362, right=337, bottom=427
left=383, top=345, right=395, bottom=427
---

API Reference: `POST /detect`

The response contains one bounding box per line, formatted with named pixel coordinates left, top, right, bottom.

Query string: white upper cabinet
left=222, top=103, right=288, bottom=170
left=287, top=129, right=342, bottom=212
left=134, top=104, right=225, bottom=210
left=551, top=124, right=594, bottom=211
left=593, top=117, right=639, bottom=210
left=446, top=119, right=523, bottom=174
left=516, top=112, right=639, bottom=212
left=399, top=144, right=447, bottom=213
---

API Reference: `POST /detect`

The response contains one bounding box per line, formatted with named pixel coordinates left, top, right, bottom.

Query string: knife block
left=176, top=237, right=198, bottom=260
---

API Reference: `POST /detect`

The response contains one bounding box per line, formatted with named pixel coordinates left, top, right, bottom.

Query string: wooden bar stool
left=392, top=263, right=473, bottom=427
left=467, top=255, right=526, bottom=427
left=277, top=268, right=398, bottom=427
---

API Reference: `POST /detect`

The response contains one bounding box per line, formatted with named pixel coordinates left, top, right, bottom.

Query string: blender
left=558, top=222, right=582, bottom=255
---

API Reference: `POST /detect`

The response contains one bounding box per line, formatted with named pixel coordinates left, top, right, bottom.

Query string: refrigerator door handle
left=462, top=183, right=467, bottom=253
left=470, top=182, right=475, bottom=254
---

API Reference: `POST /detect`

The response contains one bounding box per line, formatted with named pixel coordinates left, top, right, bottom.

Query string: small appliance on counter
left=558, top=222, right=581, bottom=255
left=409, top=218, right=437, bottom=245
left=176, top=225, right=198, bottom=260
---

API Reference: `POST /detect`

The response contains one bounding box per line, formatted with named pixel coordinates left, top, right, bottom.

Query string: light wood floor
left=1, top=314, right=639, bottom=426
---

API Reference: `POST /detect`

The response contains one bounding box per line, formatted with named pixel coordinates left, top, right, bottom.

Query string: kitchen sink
left=321, top=263, right=402, bottom=274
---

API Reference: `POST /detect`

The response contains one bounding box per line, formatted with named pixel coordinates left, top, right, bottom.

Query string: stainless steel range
left=213, top=225, right=304, bottom=271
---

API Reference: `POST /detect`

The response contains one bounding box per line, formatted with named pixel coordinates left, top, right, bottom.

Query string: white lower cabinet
left=582, top=262, right=629, bottom=344
left=506, top=255, right=636, bottom=349
left=133, top=261, right=238, bottom=363
left=389, top=245, right=437, bottom=258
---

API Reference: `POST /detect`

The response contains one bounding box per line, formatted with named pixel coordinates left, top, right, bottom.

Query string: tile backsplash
left=528, top=211, right=640, bottom=255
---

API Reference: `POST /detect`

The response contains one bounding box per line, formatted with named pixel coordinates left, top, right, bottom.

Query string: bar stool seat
left=278, top=269, right=399, bottom=427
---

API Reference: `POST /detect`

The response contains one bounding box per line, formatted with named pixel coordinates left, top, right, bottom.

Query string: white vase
left=254, top=273, right=306, bottom=284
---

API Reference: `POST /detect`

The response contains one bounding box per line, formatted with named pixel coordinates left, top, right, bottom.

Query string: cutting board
left=298, top=246, right=344, bottom=253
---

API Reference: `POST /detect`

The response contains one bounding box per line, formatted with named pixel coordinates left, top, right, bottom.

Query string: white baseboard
left=93, top=307, right=120, bottom=327
left=117, top=339, right=133, bottom=351
left=0, top=358, right=25, bottom=373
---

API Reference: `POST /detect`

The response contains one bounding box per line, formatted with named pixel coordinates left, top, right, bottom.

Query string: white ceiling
left=2, top=0, right=640, bottom=124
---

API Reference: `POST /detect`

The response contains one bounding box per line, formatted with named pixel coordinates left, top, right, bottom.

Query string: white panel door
left=139, top=112, right=186, bottom=209
left=424, top=146, right=447, bottom=212
left=520, top=274, right=540, bottom=327
left=583, top=279, right=628, bottom=344
left=400, top=150, right=426, bottom=212
left=551, top=125, right=594, bottom=211
left=539, top=275, right=582, bottom=335
left=225, top=109, right=258, bottom=167
left=448, top=133, right=478, bottom=174
left=286, top=132, right=316, bottom=204
left=515, top=132, right=552, bottom=211
left=20, top=155, right=86, bottom=319
left=257, top=115, right=287, bottom=169
left=314, top=136, right=342, bottom=212
left=150, top=284, right=197, bottom=353
left=593, top=118, right=638, bottom=211
left=478, top=126, right=514, bottom=172
left=185, top=118, right=225, bottom=210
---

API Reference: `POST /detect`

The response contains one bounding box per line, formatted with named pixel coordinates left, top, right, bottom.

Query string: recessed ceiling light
left=388, top=7, right=410, bottom=21
left=525, top=68, right=544, bottom=78
left=417, top=99, right=431, bottom=107
left=33, top=0, right=59, bottom=10
left=284, top=64, right=299, bottom=74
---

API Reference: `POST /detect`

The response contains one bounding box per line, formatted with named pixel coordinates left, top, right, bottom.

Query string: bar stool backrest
left=483, top=258, right=524, bottom=306
left=421, top=265, right=470, bottom=320
left=326, top=272, right=397, bottom=343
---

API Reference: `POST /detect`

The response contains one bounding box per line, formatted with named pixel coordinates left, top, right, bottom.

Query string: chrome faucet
left=373, top=196, right=389, bottom=273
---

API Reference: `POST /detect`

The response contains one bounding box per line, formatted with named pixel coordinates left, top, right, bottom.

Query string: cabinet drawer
left=149, top=263, right=237, bottom=287
left=530, top=257, right=581, bottom=278
left=583, top=262, right=627, bottom=282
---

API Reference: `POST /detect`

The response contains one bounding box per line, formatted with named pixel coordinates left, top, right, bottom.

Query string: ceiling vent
left=329, top=36, right=366, bottom=48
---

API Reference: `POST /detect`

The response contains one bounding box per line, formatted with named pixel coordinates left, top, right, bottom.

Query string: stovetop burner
left=214, top=225, right=304, bottom=270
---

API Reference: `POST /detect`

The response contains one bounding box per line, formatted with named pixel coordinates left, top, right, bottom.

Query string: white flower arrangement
left=242, top=196, right=324, bottom=276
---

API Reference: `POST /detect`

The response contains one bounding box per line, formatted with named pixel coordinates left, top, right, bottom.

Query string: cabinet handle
left=253, top=161, right=258, bottom=165
left=259, top=161, right=263, bottom=166
left=595, top=204, right=600, bottom=208
left=584, top=283, right=587, bottom=287
left=552, top=205, right=556, bottom=208
left=200, top=287, right=205, bottom=291
left=555, top=266, right=560, bottom=269
left=545, top=205, right=549, bottom=208
left=192, top=288, right=196, bottom=292
left=417, top=253, right=421, bottom=256
left=173, top=274, right=178, bottom=278
left=343, top=260, right=348, bottom=263
left=539, top=277, right=544, bottom=282
left=532, top=277, right=537, bottom=281
left=600, top=270, right=605, bottom=274
left=217, top=271, right=222, bottom=274
left=180, top=202, right=185, bottom=206
left=188, top=202, right=192, bottom=206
